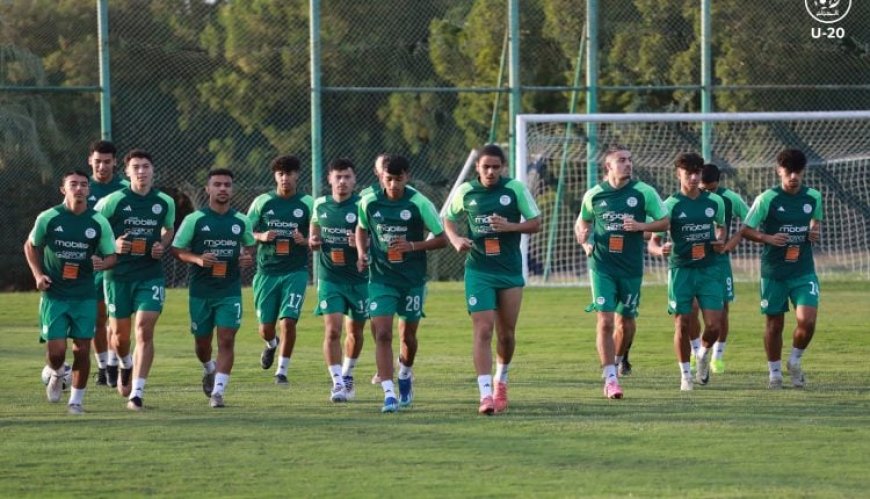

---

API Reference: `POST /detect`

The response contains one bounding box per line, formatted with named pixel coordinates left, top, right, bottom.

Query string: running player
left=443, top=144, right=541, bottom=415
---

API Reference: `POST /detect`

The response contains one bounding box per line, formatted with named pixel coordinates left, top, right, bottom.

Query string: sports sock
left=397, top=362, right=413, bottom=380
left=275, top=357, right=291, bottom=377
left=213, top=373, right=230, bottom=395
left=690, top=338, right=701, bottom=357
left=131, top=378, right=146, bottom=400
left=341, top=357, right=357, bottom=377
left=329, top=364, right=343, bottom=386
left=119, top=354, right=133, bottom=370
left=698, top=345, right=710, bottom=361
left=53, top=365, right=66, bottom=377
left=266, top=337, right=278, bottom=349
left=494, top=362, right=510, bottom=383
left=789, top=347, right=805, bottom=366
left=615, top=355, right=624, bottom=366
left=768, top=360, right=783, bottom=379
left=107, top=350, right=119, bottom=367
left=679, top=362, right=691, bottom=379
left=69, top=387, right=85, bottom=406
left=713, top=341, right=726, bottom=360
left=477, top=375, right=493, bottom=398
left=203, top=360, right=216, bottom=374
left=604, top=364, right=618, bottom=381
left=95, top=351, right=108, bottom=369
left=381, top=380, right=396, bottom=399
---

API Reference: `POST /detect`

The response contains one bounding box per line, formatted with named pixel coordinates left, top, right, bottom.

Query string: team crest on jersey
left=85, top=228, right=96, bottom=239
left=345, top=213, right=356, bottom=223
left=596, top=296, right=606, bottom=305
left=320, top=300, right=328, bottom=309
left=231, top=224, right=241, bottom=235
left=400, top=210, right=411, bottom=221
left=803, top=203, right=812, bottom=214
left=499, top=195, right=511, bottom=206
left=191, top=322, right=198, bottom=331
left=152, top=204, right=162, bottom=215
left=369, top=301, right=378, bottom=311
left=626, top=197, right=637, bottom=207
left=760, top=299, right=769, bottom=308
left=468, top=296, right=478, bottom=306
left=705, top=207, right=715, bottom=217
left=293, top=208, right=303, bottom=218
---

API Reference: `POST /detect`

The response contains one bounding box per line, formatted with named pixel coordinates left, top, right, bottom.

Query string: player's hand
left=348, top=231, right=356, bottom=248
left=767, top=233, right=789, bottom=247
left=92, top=255, right=106, bottom=271
left=115, top=233, right=131, bottom=254
left=239, top=251, right=253, bottom=269
left=622, top=216, right=640, bottom=232
left=451, top=237, right=473, bottom=253
left=199, top=252, right=218, bottom=268
left=575, top=227, right=590, bottom=245
left=489, top=214, right=511, bottom=232
left=711, top=239, right=726, bottom=253
left=356, top=253, right=369, bottom=273
left=662, top=242, right=673, bottom=257
left=581, top=242, right=593, bottom=257
left=390, top=239, right=412, bottom=254
left=309, top=234, right=322, bottom=251
left=35, top=274, right=52, bottom=291
left=292, top=230, right=306, bottom=246
left=808, top=226, right=821, bottom=243
left=151, top=242, right=165, bottom=259
left=260, top=230, right=277, bottom=243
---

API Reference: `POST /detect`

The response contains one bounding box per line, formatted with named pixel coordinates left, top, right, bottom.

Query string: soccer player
left=443, top=144, right=541, bottom=415
left=647, top=152, right=726, bottom=391
left=699, top=163, right=749, bottom=374
left=309, top=158, right=367, bottom=402
left=247, top=155, right=313, bottom=385
left=355, top=153, right=447, bottom=413
left=95, top=149, right=176, bottom=410
left=24, top=170, right=116, bottom=414
left=85, top=140, right=128, bottom=387
left=574, top=145, right=669, bottom=399
left=741, top=149, right=822, bottom=389
left=171, top=169, right=255, bottom=408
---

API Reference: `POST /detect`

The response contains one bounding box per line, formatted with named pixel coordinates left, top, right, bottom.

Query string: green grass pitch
left=1, top=281, right=868, bottom=497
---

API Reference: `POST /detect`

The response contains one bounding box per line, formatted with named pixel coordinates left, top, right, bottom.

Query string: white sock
left=69, top=387, right=85, bottom=406
left=266, top=337, right=278, bottom=349
left=341, top=357, right=357, bottom=377
left=329, top=364, right=343, bottom=386
left=768, top=360, right=783, bottom=379
left=203, top=360, right=216, bottom=374
left=119, top=354, right=133, bottom=370
left=95, top=351, right=108, bottom=369
left=131, top=377, right=146, bottom=400
left=603, top=364, right=618, bottom=382
left=679, top=362, right=691, bottom=379
left=713, top=341, right=726, bottom=360
left=397, top=362, right=413, bottom=380
left=690, top=338, right=701, bottom=357
left=275, top=357, right=291, bottom=377
left=381, top=380, right=395, bottom=399
left=107, top=350, right=119, bottom=367
left=53, top=365, right=66, bottom=377
left=698, top=345, right=710, bottom=361
left=494, top=363, right=510, bottom=383
left=789, top=347, right=805, bottom=365
left=615, top=355, right=624, bottom=366
left=478, top=375, right=493, bottom=398
left=213, top=373, right=230, bottom=395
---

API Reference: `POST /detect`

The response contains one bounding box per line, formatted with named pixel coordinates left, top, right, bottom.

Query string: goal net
left=516, top=111, right=870, bottom=285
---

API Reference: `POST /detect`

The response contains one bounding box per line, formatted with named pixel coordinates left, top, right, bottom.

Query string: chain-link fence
left=2, top=0, right=868, bottom=289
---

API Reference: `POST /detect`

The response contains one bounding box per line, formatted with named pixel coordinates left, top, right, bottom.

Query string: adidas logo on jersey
left=320, top=213, right=327, bottom=218
left=88, top=195, right=96, bottom=201
left=266, top=209, right=275, bottom=215
left=599, top=201, right=607, bottom=207
left=202, top=225, right=211, bottom=232
left=123, top=206, right=133, bottom=212
left=678, top=212, right=687, bottom=218
left=469, top=200, right=477, bottom=206
left=777, top=206, right=786, bottom=212
left=373, top=211, right=382, bottom=218
left=54, top=226, right=64, bottom=232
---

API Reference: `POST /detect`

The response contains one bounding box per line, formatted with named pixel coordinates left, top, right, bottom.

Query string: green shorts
left=760, top=273, right=820, bottom=315
left=464, top=269, right=525, bottom=313
left=39, top=296, right=97, bottom=342
left=104, top=277, right=165, bottom=318
left=189, top=295, right=243, bottom=337
left=667, top=266, right=724, bottom=315
left=94, top=271, right=106, bottom=302
left=253, top=270, right=308, bottom=324
left=714, top=257, right=735, bottom=303
left=587, top=269, right=642, bottom=318
left=315, top=279, right=368, bottom=321
left=368, top=282, right=426, bottom=322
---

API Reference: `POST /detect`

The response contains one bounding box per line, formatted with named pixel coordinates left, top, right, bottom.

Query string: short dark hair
left=602, top=144, right=630, bottom=163
left=207, top=168, right=234, bottom=180
left=61, top=170, right=90, bottom=184
left=777, top=149, right=807, bottom=173
left=478, top=144, right=506, bottom=163
left=124, top=149, right=153, bottom=165
left=380, top=154, right=410, bottom=175
left=701, top=163, right=720, bottom=183
left=271, top=155, right=301, bottom=173
left=89, top=140, right=116, bottom=156
left=674, top=152, right=704, bottom=172
left=327, top=158, right=355, bottom=172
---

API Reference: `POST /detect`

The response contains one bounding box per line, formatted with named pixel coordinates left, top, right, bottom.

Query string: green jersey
left=247, top=191, right=314, bottom=275
left=579, top=180, right=668, bottom=278
left=358, top=187, right=444, bottom=288
left=95, top=187, right=176, bottom=282
left=28, top=204, right=115, bottom=300
left=744, top=185, right=823, bottom=280
left=663, top=191, right=725, bottom=269
left=311, top=194, right=366, bottom=284
left=711, top=186, right=750, bottom=262
left=87, top=175, right=129, bottom=209
left=172, top=208, right=255, bottom=298
left=445, top=177, right=540, bottom=276
left=359, top=183, right=417, bottom=199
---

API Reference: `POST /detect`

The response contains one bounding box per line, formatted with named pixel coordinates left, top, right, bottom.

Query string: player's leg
left=692, top=266, right=725, bottom=385
left=40, top=296, right=69, bottom=403
left=210, top=326, right=238, bottom=408
left=711, top=260, right=734, bottom=373
left=128, top=310, right=159, bottom=408
left=273, top=272, right=306, bottom=384
left=396, top=285, right=425, bottom=408
left=590, top=270, right=622, bottom=397
left=613, top=276, right=641, bottom=377
left=93, top=297, right=109, bottom=385
left=760, top=276, right=791, bottom=388
left=786, top=275, right=819, bottom=387
left=669, top=268, right=696, bottom=390
left=694, top=308, right=723, bottom=386
left=68, top=338, right=90, bottom=414
left=253, top=273, right=279, bottom=369
left=492, top=286, right=523, bottom=412
left=323, top=311, right=347, bottom=401
left=341, top=283, right=368, bottom=399
left=45, top=338, right=68, bottom=403
left=369, top=283, right=400, bottom=412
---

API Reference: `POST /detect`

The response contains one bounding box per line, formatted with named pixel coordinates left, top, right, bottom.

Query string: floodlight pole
left=97, top=0, right=111, bottom=140
left=585, top=0, right=599, bottom=188
left=310, top=0, right=323, bottom=281
left=508, top=0, right=521, bottom=178
left=701, top=0, right=713, bottom=161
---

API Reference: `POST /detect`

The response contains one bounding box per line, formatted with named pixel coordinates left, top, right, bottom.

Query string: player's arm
left=711, top=194, right=727, bottom=253
left=412, top=196, right=447, bottom=251
left=631, top=184, right=670, bottom=233
left=494, top=181, right=542, bottom=234
left=23, top=240, right=51, bottom=290
left=647, top=232, right=671, bottom=258
left=247, top=196, right=276, bottom=243
left=308, top=222, right=322, bottom=250
left=443, top=217, right=472, bottom=253
left=741, top=191, right=787, bottom=246
left=93, top=216, right=118, bottom=271
left=354, top=225, right=369, bottom=272
left=808, top=189, right=824, bottom=244
left=170, top=214, right=215, bottom=267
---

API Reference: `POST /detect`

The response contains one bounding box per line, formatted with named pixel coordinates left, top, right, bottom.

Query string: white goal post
left=516, top=111, right=870, bottom=285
